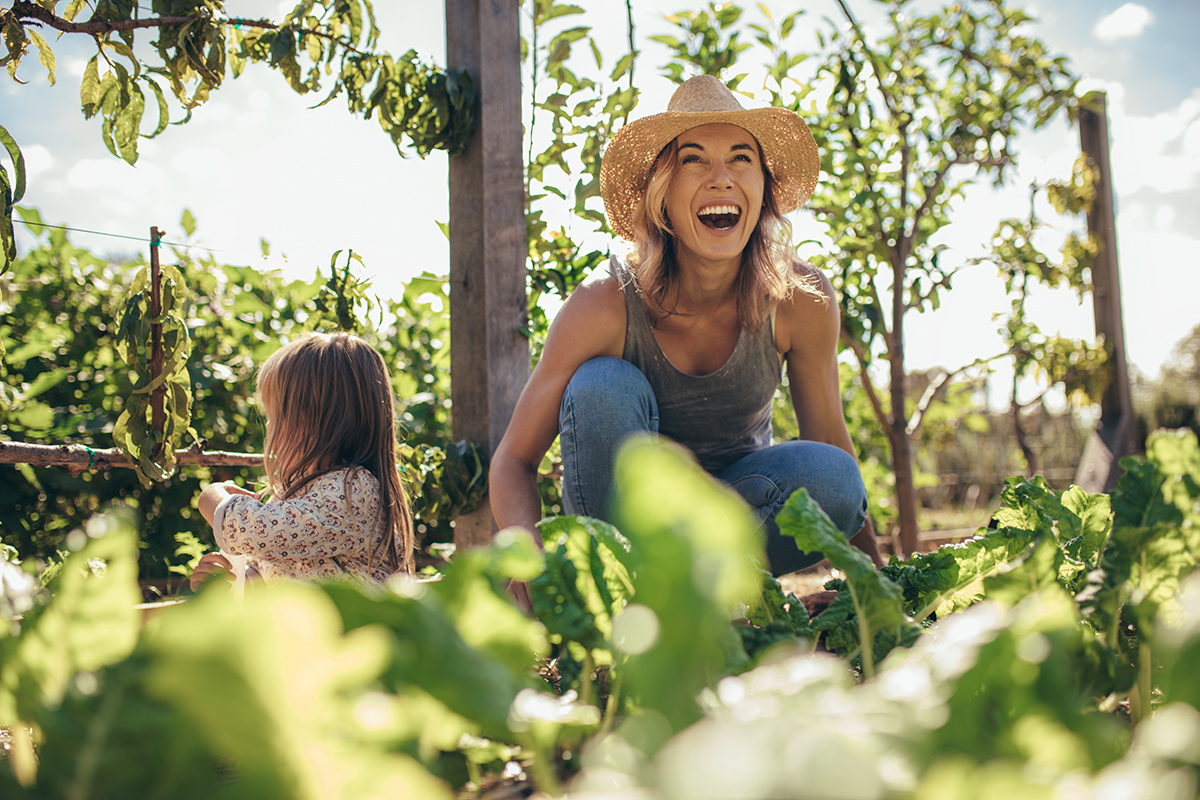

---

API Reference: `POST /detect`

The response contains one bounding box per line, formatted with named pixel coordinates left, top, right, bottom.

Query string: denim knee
left=559, top=358, right=658, bottom=519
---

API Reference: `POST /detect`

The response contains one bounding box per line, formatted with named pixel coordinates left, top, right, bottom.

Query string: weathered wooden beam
left=445, top=0, right=530, bottom=548
left=1075, top=91, right=1137, bottom=493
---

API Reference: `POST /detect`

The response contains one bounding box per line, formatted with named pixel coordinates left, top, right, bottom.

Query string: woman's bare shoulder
left=544, top=266, right=627, bottom=360
left=775, top=257, right=839, bottom=352
left=789, top=256, right=835, bottom=300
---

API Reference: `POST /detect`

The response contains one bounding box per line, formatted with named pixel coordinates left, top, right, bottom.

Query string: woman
left=490, top=75, right=883, bottom=580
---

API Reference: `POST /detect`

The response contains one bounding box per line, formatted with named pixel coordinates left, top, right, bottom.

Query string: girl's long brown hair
left=257, top=332, right=414, bottom=575
left=628, top=136, right=822, bottom=333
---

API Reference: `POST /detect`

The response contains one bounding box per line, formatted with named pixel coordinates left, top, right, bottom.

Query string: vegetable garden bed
left=2, top=430, right=1199, bottom=799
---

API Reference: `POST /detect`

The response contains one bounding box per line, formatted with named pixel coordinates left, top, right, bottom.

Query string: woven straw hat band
left=600, top=75, right=820, bottom=242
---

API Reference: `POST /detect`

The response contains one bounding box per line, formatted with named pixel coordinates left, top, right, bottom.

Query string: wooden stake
left=1074, top=92, right=1138, bottom=492
left=149, top=225, right=166, bottom=456
left=446, top=0, right=529, bottom=548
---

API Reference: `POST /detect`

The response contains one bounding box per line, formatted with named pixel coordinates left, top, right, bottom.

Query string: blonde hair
left=257, top=332, right=414, bottom=575
left=628, top=136, right=822, bottom=333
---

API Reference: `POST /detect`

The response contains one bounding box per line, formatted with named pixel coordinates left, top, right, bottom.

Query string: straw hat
left=600, top=75, right=820, bottom=242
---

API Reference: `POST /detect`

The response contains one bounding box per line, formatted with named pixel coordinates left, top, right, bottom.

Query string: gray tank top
left=612, top=258, right=782, bottom=472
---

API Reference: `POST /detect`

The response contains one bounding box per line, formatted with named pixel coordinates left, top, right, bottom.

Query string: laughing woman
left=490, top=75, right=883, bottom=590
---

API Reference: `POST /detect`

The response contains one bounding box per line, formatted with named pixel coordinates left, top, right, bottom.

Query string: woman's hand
left=189, top=552, right=234, bottom=592
left=507, top=580, right=534, bottom=616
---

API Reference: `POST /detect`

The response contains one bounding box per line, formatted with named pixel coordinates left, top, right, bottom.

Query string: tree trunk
left=889, top=247, right=920, bottom=559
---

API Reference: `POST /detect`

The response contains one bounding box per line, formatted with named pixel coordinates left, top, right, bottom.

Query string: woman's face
left=663, top=123, right=765, bottom=272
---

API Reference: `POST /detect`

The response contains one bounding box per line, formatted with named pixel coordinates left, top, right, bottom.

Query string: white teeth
left=698, top=204, right=740, bottom=216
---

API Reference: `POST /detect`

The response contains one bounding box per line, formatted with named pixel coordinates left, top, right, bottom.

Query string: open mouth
left=698, top=204, right=741, bottom=231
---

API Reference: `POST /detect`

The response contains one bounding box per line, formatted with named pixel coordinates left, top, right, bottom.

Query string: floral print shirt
left=212, top=467, right=393, bottom=584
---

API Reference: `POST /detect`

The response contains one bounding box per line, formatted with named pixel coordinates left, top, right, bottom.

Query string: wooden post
left=1075, top=91, right=1137, bottom=492
left=445, top=0, right=529, bottom=548
left=149, top=226, right=166, bottom=456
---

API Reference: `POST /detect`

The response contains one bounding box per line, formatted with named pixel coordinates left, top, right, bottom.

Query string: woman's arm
left=776, top=267, right=885, bottom=568
left=490, top=274, right=627, bottom=541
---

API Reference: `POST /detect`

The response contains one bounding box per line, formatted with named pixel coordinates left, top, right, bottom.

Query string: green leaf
left=776, top=488, right=914, bottom=675
left=1059, top=486, right=1111, bottom=568
left=26, top=29, right=55, bottom=85
left=143, top=583, right=453, bottom=797
left=0, top=511, right=141, bottom=725
left=427, top=530, right=550, bottom=675
left=10, top=400, right=54, bottom=430
left=530, top=515, right=635, bottom=654
left=611, top=439, right=763, bottom=749
left=142, top=76, right=170, bottom=138
left=180, top=208, right=197, bottom=237
left=80, top=56, right=101, bottom=117
left=319, top=581, right=527, bottom=741
left=0, top=122, right=25, bottom=206
left=883, top=524, right=1038, bottom=621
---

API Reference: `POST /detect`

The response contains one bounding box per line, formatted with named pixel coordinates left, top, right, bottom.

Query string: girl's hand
left=221, top=482, right=261, bottom=500
left=190, top=552, right=234, bottom=593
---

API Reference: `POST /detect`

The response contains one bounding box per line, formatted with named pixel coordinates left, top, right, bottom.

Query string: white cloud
left=20, top=144, right=55, bottom=180
left=65, top=158, right=168, bottom=199
left=1093, top=3, right=1154, bottom=42
left=249, top=89, right=272, bottom=110
left=170, top=147, right=231, bottom=179
left=1115, top=227, right=1200, bottom=377
left=1107, top=87, right=1200, bottom=195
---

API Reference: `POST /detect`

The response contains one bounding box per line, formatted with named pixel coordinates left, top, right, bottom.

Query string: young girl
left=190, top=332, right=415, bottom=590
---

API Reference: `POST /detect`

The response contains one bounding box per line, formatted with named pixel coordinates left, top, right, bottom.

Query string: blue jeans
left=558, top=357, right=868, bottom=576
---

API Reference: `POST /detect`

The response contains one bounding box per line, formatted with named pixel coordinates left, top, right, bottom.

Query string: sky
left=3, top=0, right=1199, bottom=403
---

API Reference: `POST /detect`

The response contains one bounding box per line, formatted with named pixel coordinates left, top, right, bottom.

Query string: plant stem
left=849, top=582, right=876, bottom=679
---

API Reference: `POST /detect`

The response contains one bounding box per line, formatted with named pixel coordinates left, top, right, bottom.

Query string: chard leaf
left=882, top=525, right=1038, bottom=621
left=1059, top=487, right=1112, bottom=568
left=611, top=439, right=763, bottom=749
left=1080, top=430, right=1200, bottom=653
left=983, top=536, right=1063, bottom=608
left=995, top=476, right=1066, bottom=537
left=736, top=571, right=815, bottom=664
left=427, top=529, right=550, bottom=676
left=776, top=488, right=913, bottom=676
left=318, top=581, right=527, bottom=742
left=144, top=583, right=452, bottom=798
left=530, top=515, right=635, bottom=653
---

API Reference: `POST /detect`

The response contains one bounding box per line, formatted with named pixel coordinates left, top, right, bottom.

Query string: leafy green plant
left=5, top=431, right=1200, bottom=798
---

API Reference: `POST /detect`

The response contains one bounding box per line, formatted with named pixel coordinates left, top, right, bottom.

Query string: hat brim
left=600, top=107, right=819, bottom=242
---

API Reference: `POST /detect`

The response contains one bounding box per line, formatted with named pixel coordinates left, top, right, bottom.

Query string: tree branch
left=10, top=1, right=365, bottom=57
left=833, top=0, right=901, bottom=120
left=0, top=440, right=262, bottom=476
left=905, top=352, right=1006, bottom=438
left=840, top=327, right=892, bottom=432
left=11, top=1, right=271, bottom=36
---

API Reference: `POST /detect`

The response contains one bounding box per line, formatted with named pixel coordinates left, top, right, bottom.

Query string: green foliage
left=4, top=432, right=1200, bottom=797
left=111, top=259, right=195, bottom=484
left=610, top=439, right=761, bottom=749
left=3, top=1, right=474, bottom=161
left=0, top=210, right=463, bottom=573
left=399, top=440, right=487, bottom=535
left=654, top=2, right=752, bottom=85
left=0, top=122, right=23, bottom=278
left=523, top=0, right=637, bottom=345
left=777, top=488, right=917, bottom=675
